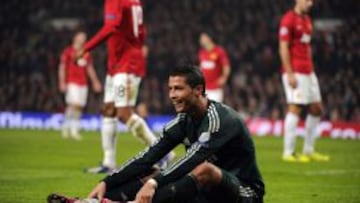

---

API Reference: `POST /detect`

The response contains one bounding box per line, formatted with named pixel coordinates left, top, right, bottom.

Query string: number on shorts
left=116, top=85, right=126, bottom=98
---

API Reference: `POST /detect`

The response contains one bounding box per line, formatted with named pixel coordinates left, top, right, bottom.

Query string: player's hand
left=92, top=81, right=102, bottom=93
left=88, top=181, right=106, bottom=200
left=217, top=77, right=226, bottom=87
left=75, top=48, right=85, bottom=61
left=59, top=82, right=67, bottom=93
left=287, top=73, right=297, bottom=89
left=135, top=179, right=157, bottom=203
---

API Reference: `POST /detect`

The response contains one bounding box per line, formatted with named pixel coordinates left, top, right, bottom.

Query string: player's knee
left=191, top=162, right=221, bottom=186
left=287, top=104, right=301, bottom=115
left=116, top=107, right=133, bottom=123
left=309, top=103, right=323, bottom=116
left=102, top=103, right=116, bottom=117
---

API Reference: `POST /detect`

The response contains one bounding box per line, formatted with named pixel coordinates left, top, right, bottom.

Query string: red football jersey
left=84, top=0, right=146, bottom=77
left=61, top=46, right=92, bottom=86
left=198, top=46, right=230, bottom=90
left=279, top=10, right=314, bottom=74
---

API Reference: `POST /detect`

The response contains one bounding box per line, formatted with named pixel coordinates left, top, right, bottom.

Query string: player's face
left=297, top=0, right=314, bottom=13
left=74, top=32, right=87, bottom=47
left=199, top=33, right=212, bottom=49
left=168, top=76, right=199, bottom=113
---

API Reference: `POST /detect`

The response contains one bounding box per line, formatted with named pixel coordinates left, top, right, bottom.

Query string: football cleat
left=85, top=165, right=115, bottom=174
left=70, top=133, right=82, bottom=141
left=47, top=194, right=128, bottom=203
left=156, top=151, right=176, bottom=169
left=282, top=154, right=310, bottom=163
left=47, top=193, right=78, bottom=203
left=305, top=152, right=330, bottom=162
left=61, top=128, right=70, bottom=139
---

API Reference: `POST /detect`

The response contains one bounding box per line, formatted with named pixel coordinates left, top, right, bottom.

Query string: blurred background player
left=279, top=0, right=330, bottom=162
left=76, top=0, right=174, bottom=173
left=59, top=31, right=102, bottom=140
left=198, top=32, right=231, bottom=102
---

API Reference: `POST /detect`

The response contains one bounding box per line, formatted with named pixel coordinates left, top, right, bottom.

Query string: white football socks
left=126, top=114, right=157, bottom=145
left=61, top=106, right=72, bottom=138
left=69, top=108, right=82, bottom=138
left=303, top=114, right=320, bottom=154
left=283, top=112, right=299, bottom=156
left=62, top=106, right=82, bottom=139
left=101, top=117, right=118, bottom=168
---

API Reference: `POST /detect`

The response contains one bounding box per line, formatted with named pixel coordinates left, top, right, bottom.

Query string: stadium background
left=0, top=0, right=359, bottom=202
left=0, top=0, right=358, bottom=121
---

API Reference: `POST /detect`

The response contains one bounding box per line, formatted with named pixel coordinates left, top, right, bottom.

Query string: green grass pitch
left=0, top=129, right=359, bottom=203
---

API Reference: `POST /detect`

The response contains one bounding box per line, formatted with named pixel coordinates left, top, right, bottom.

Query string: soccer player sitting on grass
left=48, top=64, right=265, bottom=203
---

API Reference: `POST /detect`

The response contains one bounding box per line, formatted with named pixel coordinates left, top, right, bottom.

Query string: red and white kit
left=198, top=46, right=229, bottom=102
left=84, top=0, right=146, bottom=107
left=61, top=46, right=92, bottom=107
left=279, top=10, right=321, bottom=105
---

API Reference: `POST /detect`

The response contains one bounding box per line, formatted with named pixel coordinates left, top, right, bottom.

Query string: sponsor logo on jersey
left=300, top=33, right=311, bottom=43
left=201, top=60, right=216, bottom=69
left=76, top=58, right=87, bottom=67
left=279, top=27, right=288, bottom=36
left=198, top=132, right=210, bottom=143
left=210, top=53, right=218, bottom=60
left=106, top=13, right=116, bottom=20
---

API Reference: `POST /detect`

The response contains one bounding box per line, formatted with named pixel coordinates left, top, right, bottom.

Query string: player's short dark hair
left=169, top=64, right=206, bottom=96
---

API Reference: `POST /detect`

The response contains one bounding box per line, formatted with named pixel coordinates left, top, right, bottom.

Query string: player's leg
left=62, top=106, right=71, bottom=139
left=303, top=73, right=329, bottom=161
left=68, top=85, right=88, bottom=140
left=100, top=102, right=118, bottom=170
left=113, top=73, right=157, bottom=145
left=281, top=73, right=309, bottom=162
left=104, top=166, right=160, bottom=201
left=283, top=104, right=304, bottom=161
left=191, top=162, right=263, bottom=203
left=62, top=84, right=74, bottom=138
left=63, top=84, right=86, bottom=140
left=113, top=73, right=175, bottom=168
left=67, top=104, right=84, bottom=140
left=150, top=162, right=260, bottom=203
left=104, top=164, right=200, bottom=202
left=87, top=75, right=118, bottom=173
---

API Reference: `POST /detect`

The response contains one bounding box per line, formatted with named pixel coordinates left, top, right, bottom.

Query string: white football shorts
left=282, top=72, right=322, bottom=105
left=104, top=73, right=141, bottom=107
left=65, top=83, right=88, bottom=107
left=206, top=88, right=224, bottom=103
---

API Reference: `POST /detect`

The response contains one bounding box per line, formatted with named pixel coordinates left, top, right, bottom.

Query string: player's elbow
left=103, top=24, right=117, bottom=35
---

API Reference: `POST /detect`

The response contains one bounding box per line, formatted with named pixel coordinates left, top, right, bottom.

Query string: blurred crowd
left=0, top=0, right=359, bottom=122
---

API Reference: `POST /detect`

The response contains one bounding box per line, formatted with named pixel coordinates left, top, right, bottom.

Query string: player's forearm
left=309, top=47, right=314, bottom=69
left=154, top=145, right=210, bottom=187
left=279, top=43, right=293, bottom=74
left=103, top=137, right=177, bottom=189
left=58, top=64, right=66, bottom=84
left=87, top=65, right=100, bottom=84
left=83, top=25, right=116, bottom=52
left=222, top=65, right=231, bottom=82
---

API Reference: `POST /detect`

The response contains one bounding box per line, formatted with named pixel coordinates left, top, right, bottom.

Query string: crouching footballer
left=47, top=64, right=265, bottom=203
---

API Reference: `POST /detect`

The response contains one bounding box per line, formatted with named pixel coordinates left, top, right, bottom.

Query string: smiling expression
left=168, top=76, right=202, bottom=113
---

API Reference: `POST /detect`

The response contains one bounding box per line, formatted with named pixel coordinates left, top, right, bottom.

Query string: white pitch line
left=304, top=169, right=360, bottom=176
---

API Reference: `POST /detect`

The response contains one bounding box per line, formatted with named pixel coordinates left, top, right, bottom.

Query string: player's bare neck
left=189, top=97, right=208, bottom=120
left=294, top=7, right=306, bottom=16
left=206, top=43, right=215, bottom=51
left=73, top=44, right=81, bottom=50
